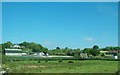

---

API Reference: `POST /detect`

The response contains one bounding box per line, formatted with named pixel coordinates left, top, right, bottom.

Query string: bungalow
left=5, top=48, right=22, bottom=56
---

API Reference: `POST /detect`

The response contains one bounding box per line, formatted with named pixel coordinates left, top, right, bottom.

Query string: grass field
left=2, top=60, right=118, bottom=73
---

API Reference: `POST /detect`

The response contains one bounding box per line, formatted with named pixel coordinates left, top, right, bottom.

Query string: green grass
left=2, top=60, right=118, bottom=73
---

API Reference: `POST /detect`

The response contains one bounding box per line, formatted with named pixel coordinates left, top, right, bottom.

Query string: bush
left=2, top=55, right=9, bottom=64
left=45, top=60, right=48, bottom=62
left=29, top=59, right=33, bottom=61
left=9, top=59, right=13, bottom=62
left=38, top=61, right=41, bottom=63
left=68, top=61, right=73, bottom=63
left=101, top=53, right=105, bottom=57
left=59, top=60, right=63, bottom=63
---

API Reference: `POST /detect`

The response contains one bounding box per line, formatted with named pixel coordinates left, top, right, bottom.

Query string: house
left=80, top=53, right=88, bottom=59
left=22, top=52, right=27, bottom=56
left=5, top=48, right=22, bottom=56
left=100, top=50, right=118, bottom=59
left=100, top=51, right=109, bottom=54
left=10, top=44, right=24, bottom=48
left=32, top=52, right=50, bottom=57
left=33, top=52, right=45, bottom=56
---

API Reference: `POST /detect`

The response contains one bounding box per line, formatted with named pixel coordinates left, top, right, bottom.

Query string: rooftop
left=5, top=48, right=22, bottom=51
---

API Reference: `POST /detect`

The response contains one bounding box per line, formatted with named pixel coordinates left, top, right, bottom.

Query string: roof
left=5, top=48, right=22, bottom=53
left=5, top=48, right=22, bottom=51
left=100, top=51, right=108, bottom=53
left=13, top=44, right=21, bottom=47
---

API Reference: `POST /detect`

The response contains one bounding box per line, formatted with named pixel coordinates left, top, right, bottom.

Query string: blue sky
left=2, top=2, right=118, bottom=49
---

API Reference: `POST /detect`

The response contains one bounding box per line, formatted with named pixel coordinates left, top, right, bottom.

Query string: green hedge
left=3, top=56, right=120, bottom=62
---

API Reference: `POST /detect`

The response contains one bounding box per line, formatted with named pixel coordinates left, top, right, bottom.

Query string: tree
left=2, top=41, right=13, bottom=50
left=101, top=53, right=105, bottom=57
left=19, top=41, right=30, bottom=48
left=114, top=46, right=120, bottom=51
left=104, top=46, right=114, bottom=51
left=42, top=47, right=48, bottom=55
left=67, top=51, right=73, bottom=56
left=29, top=42, right=41, bottom=52
left=67, top=50, right=75, bottom=56
left=113, top=52, right=117, bottom=56
left=82, top=48, right=92, bottom=55
left=64, top=47, right=70, bottom=50
left=93, top=45, right=99, bottom=50
left=74, top=48, right=81, bottom=57
left=19, top=42, right=47, bottom=53
left=90, top=49, right=100, bottom=56
left=56, top=47, right=60, bottom=50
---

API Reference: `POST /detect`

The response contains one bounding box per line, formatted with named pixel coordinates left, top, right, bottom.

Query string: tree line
left=0, top=41, right=120, bottom=57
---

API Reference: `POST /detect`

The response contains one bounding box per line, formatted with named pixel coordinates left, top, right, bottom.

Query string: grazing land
left=2, top=60, right=118, bottom=73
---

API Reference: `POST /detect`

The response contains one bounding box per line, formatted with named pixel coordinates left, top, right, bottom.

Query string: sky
left=2, top=2, right=118, bottom=49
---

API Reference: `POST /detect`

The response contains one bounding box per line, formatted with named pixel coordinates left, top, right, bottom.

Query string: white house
left=10, top=44, right=24, bottom=48
left=80, top=53, right=88, bottom=59
left=114, top=56, right=118, bottom=59
left=5, top=48, right=22, bottom=56
left=100, top=50, right=118, bottom=59
left=33, top=52, right=45, bottom=56
left=22, top=52, right=27, bottom=56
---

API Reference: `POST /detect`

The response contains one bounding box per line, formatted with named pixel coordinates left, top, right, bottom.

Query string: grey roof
left=5, top=48, right=22, bottom=51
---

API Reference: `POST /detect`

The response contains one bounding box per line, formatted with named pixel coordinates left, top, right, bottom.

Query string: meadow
left=2, top=60, right=118, bottom=73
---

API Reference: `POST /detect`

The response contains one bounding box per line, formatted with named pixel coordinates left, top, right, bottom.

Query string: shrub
left=38, top=61, right=41, bottom=63
left=59, top=60, right=63, bottom=63
left=9, top=59, right=13, bottom=62
left=68, top=61, right=73, bottom=63
left=101, top=53, right=105, bottom=57
left=45, top=60, right=48, bottom=62
left=29, top=59, right=33, bottom=61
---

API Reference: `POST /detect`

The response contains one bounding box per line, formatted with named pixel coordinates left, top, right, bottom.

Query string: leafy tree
left=90, top=49, right=100, bottom=56
left=19, top=42, right=48, bottom=53
left=74, top=48, right=81, bottom=57
left=93, top=45, right=99, bottom=50
left=101, top=53, right=105, bottom=57
left=114, top=46, right=120, bottom=51
left=42, top=47, right=48, bottom=55
left=67, top=50, right=75, bottom=56
left=29, top=42, right=41, bottom=52
left=19, top=41, right=30, bottom=48
left=82, top=47, right=100, bottom=57
left=104, top=46, right=114, bottom=51
left=56, top=47, right=60, bottom=50
left=64, top=47, right=70, bottom=50
left=113, top=53, right=117, bottom=56
left=82, top=48, right=92, bottom=55
left=22, top=48, right=32, bottom=53
left=2, top=41, right=13, bottom=50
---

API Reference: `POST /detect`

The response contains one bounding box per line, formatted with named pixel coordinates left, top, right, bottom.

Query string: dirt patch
left=26, top=65, right=38, bottom=68
left=23, top=65, right=48, bottom=68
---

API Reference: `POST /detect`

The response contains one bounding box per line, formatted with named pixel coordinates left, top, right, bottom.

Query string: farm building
left=33, top=52, right=46, bottom=56
left=100, top=50, right=118, bottom=59
left=10, top=44, right=24, bottom=48
left=80, top=53, right=88, bottom=59
left=5, top=48, right=22, bottom=56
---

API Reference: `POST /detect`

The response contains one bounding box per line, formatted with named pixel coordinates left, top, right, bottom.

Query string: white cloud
left=43, top=41, right=51, bottom=45
left=96, top=4, right=118, bottom=16
left=84, top=37, right=93, bottom=42
left=42, top=40, right=55, bottom=49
